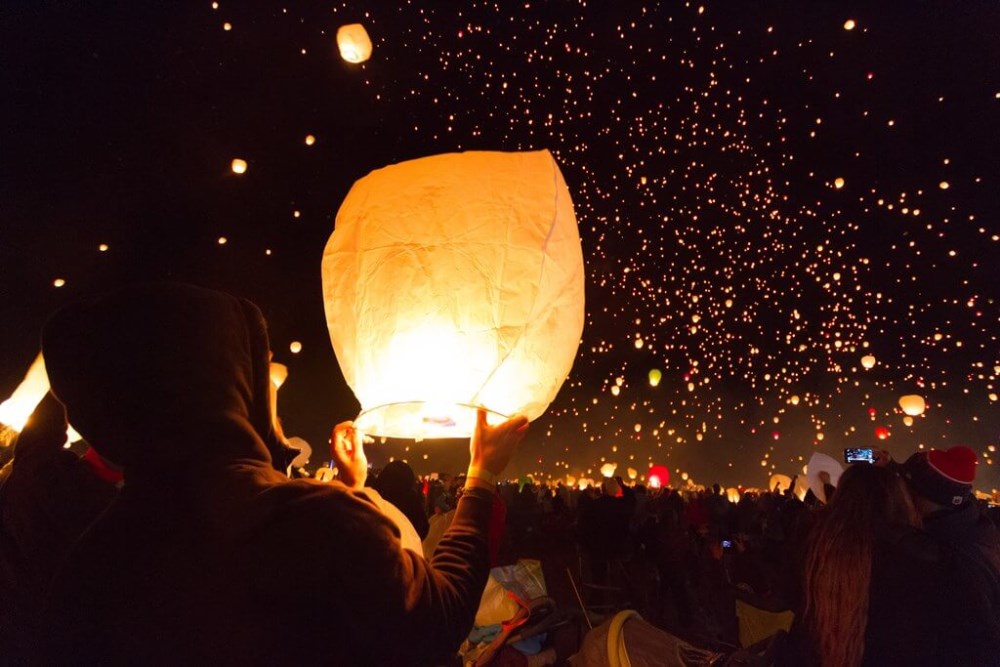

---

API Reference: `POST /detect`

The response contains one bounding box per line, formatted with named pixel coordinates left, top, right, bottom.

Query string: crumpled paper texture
left=322, top=150, right=584, bottom=438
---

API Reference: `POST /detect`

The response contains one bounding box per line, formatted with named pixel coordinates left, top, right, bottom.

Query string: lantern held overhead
left=322, top=150, right=585, bottom=438
left=337, top=24, right=372, bottom=64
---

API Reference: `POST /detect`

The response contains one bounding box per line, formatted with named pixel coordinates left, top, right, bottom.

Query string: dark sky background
left=2, top=1, right=998, bottom=488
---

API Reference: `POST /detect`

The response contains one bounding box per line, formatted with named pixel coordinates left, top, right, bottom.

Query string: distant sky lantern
left=861, top=354, right=876, bottom=369
left=834, top=177, right=845, bottom=189
left=875, top=426, right=890, bottom=440
left=337, top=23, right=373, bottom=64
left=648, top=368, right=662, bottom=387
left=843, top=19, right=856, bottom=30
left=231, top=158, right=247, bottom=174
left=898, top=394, right=926, bottom=416
left=53, top=278, right=66, bottom=288
left=305, top=134, right=316, bottom=146
left=939, top=181, right=950, bottom=190
left=289, top=341, right=303, bottom=354
left=647, top=464, right=670, bottom=489
left=322, top=150, right=585, bottom=439
left=903, top=415, right=914, bottom=427
left=600, top=462, right=617, bottom=478
left=627, top=467, right=638, bottom=480
left=790, top=394, right=800, bottom=405
left=726, top=487, right=740, bottom=503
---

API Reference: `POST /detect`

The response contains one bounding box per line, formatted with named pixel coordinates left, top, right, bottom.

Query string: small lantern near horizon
left=600, top=462, right=617, bottom=478
left=322, top=150, right=585, bottom=439
left=337, top=24, right=372, bottom=64
left=648, top=464, right=670, bottom=489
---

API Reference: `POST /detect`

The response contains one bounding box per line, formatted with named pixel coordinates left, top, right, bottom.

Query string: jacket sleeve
left=328, top=485, right=494, bottom=666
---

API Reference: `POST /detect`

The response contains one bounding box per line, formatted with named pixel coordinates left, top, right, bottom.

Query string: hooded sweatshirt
left=38, top=283, right=494, bottom=666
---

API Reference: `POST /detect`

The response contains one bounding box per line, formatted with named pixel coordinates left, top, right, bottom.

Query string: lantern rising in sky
left=898, top=394, right=926, bottom=417
left=336, top=24, right=372, bottom=64
left=322, top=150, right=585, bottom=438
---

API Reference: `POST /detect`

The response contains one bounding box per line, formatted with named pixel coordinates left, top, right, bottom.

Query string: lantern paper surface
left=322, top=150, right=585, bottom=438
left=337, top=24, right=372, bottom=64
left=769, top=474, right=792, bottom=493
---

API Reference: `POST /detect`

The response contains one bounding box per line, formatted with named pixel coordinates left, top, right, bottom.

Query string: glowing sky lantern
left=322, top=150, right=585, bottom=439
left=269, top=362, right=288, bottom=389
left=875, top=426, right=890, bottom=440
left=304, top=134, right=316, bottom=146
left=834, top=177, right=845, bottom=189
left=726, top=487, right=740, bottom=503
left=600, top=462, right=617, bottom=478
left=903, top=415, right=914, bottom=427
left=337, top=23, right=373, bottom=64
left=0, top=354, right=51, bottom=431
left=843, top=19, right=856, bottom=31
left=648, top=368, right=662, bottom=387
left=647, top=464, right=670, bottom=489
left=289, top=341, right=302, bottom=354
left=231, top=158, right=247, bottom=174
left=898, top=394, right=926, bottom=417
left=860, top=354, right=876, bottom=369
left=0, top=353, right=80, bottom=444
left=769, top=473, right=792, bottom=494
left=626, top=467, right=638, bottom=480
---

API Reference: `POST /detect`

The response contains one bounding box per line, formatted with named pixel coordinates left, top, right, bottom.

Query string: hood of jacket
left=41, top=283, right=284, bottom=475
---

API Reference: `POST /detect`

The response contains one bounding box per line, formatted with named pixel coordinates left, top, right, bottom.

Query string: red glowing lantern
left=772, top=431, right=781, bottom=441
left=875, top=426, right=890, bottom=440
left=867, top=407, right=877, bottom=419
left=647, top=464, right=670, bottom=489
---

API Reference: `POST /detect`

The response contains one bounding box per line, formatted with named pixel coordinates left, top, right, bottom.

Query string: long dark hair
left=802, top=464, right=920, bottom=666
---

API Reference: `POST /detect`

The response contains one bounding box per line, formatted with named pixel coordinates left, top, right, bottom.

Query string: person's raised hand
left=469, top=407, right=528, bottom=478
left=330, top=421, right=369, bottom=489
left=873, top=449, right=893, bottom=467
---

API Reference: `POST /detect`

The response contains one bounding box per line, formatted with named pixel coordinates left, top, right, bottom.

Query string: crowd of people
left=2, top=283, right=999, bottom=666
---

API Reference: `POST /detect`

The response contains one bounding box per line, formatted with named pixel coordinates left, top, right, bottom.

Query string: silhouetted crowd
left=2, top=284, right=999, bottom=666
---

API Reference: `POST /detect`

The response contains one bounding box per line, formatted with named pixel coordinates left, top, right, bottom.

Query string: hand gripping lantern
left=322, top=150, right=585, bottom=439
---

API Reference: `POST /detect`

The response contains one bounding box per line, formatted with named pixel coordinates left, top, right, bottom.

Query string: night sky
left=2, top=1, right=998, bottom=488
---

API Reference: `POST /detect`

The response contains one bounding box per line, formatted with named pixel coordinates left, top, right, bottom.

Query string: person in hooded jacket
left=37, top=283, right=528, bottom=666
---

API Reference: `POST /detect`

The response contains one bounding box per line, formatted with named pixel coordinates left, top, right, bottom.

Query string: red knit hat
left=903, top=446, right=977, bottom=507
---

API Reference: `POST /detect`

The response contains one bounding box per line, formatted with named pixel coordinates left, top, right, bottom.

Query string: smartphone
left=844, top=448, right=876, bottom=464
left=721, top=540, right=732, bottom=549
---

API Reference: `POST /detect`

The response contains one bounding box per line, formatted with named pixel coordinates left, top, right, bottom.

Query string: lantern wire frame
left=354, top=401, right=510, bottom=440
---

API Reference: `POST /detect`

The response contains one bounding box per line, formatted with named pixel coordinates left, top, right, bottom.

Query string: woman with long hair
left=782, top=460, right=1000, bottom=667
left=800, top=463, right=923, bottom=665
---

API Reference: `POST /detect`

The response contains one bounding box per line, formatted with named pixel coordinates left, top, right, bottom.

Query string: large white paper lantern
left=322, top=150, right=585, bottom=439
left=337, top=24, right=372, bottom=64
